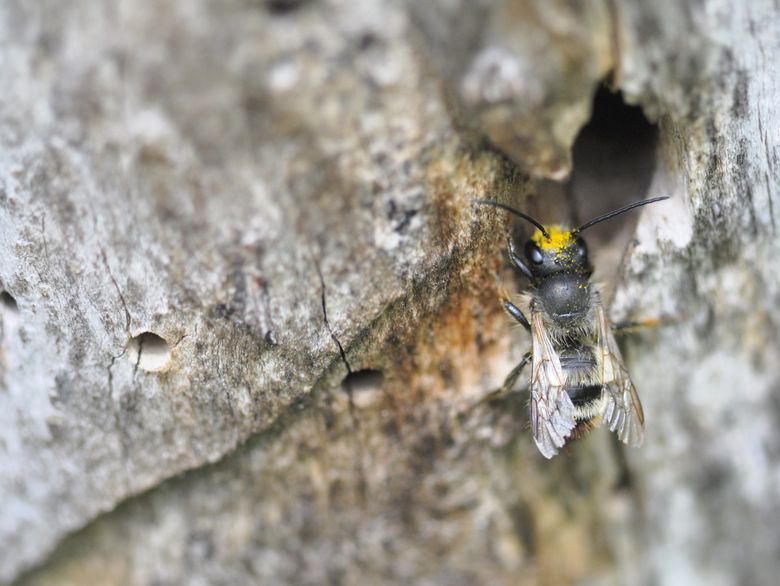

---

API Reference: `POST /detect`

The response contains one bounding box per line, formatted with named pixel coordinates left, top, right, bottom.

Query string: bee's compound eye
left=524, top=241, right=544, bottom=265
left=575, top=237, right=587, bottom=258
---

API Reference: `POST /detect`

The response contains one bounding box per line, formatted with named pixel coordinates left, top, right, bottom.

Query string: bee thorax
left=537, top=272, right=590, bottom=325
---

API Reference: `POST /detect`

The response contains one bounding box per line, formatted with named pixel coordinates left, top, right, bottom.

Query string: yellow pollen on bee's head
left=531, top=225, right=574, bottom=252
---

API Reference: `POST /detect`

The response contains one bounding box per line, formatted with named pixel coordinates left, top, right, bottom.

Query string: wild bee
left=477, top=196, right=668, bottom=458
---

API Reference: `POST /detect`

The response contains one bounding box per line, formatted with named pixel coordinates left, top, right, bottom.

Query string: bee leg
left=611, top=317, right=664, bottom=336
left=500, top=352, right=532, bottom=393
left=503, top=299, right=530, bottom=332
left=507, top=237, right=533, bottom=279
left=470, top=352, right=532, bottom=410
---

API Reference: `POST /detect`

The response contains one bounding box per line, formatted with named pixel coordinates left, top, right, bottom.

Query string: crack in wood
left=313, top=256, right=368, bottom=503
left=100, top=246, right=132, bottom=332
left=106, top=350, right=130, bottom=464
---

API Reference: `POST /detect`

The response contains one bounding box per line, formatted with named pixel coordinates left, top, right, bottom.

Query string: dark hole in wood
left=0, top=291, right=18, bottom=312
left=568, top=86, right=659, bottom=241
left=532, top=87, right=658, bottom=232
left=342, top=369, right=384, bottom=393
left=520, top=87, right=660, bottom=291
left=266, top=0, right=308, bottom=15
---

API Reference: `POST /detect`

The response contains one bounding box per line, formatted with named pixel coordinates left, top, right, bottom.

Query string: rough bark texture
left=1, top=0, right=779, bottom=585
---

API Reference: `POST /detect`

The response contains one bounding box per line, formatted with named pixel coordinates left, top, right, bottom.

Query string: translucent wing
left=530, top=305, right=576, bottom=458
left=595, top=297, right=645, bottom=447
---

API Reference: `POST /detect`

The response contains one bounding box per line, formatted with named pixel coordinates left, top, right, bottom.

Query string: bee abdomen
left=565, top=383, right=602, bottom=407
left=559, top=347, right=602, bottom=411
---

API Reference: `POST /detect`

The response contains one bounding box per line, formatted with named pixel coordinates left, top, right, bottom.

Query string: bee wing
left=595, top=299, right=645, bottom=447
left=530, top=307, right=576, bottom=458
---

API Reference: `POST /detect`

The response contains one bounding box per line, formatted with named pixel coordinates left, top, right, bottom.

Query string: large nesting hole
left=527, top=87, right=659, bottom=284
left=127, top=332, right=172, bottom=372
left=342, top=369, right=385, bottom=408
left=568, top=87, right=659, bottom=240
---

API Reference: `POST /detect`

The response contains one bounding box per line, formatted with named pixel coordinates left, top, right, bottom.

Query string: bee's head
left=525, top=227, right=592, bottom=324
left=475, top=195, right=670, bottom=326
left=524, top=226, right=591, bottom=280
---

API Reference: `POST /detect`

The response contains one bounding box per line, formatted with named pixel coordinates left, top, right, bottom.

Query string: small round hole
left=266, top=0, right=307, bottom=15
left=0, top=291, right=18, bottom=312
left=341, top=370, right=384, bottom=408
left=127, top=332, right=171, bottom=372
left=342, top=369, right=384, bottom=393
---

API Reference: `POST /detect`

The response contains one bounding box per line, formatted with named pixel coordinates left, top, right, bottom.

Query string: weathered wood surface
left=1, top=0, right=779, bottom=584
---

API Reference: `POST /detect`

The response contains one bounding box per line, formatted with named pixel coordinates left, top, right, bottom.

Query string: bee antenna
left=474, top=200, right=549, bottom=238
left=574, top=196, right=669, bottom=233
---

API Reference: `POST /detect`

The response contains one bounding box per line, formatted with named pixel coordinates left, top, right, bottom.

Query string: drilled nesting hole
left=266, top=0, right=309, bottom=15
left=0, top=291, right=18, bottom=312
left=0, top=291, right=20, bottom=346
left=127, top=332, right=171, bottom=372
left=342, top=369, right=385, bottom=408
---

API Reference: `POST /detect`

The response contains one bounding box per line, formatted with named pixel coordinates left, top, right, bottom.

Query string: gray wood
left=2, top=0, right=779, bottom=584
